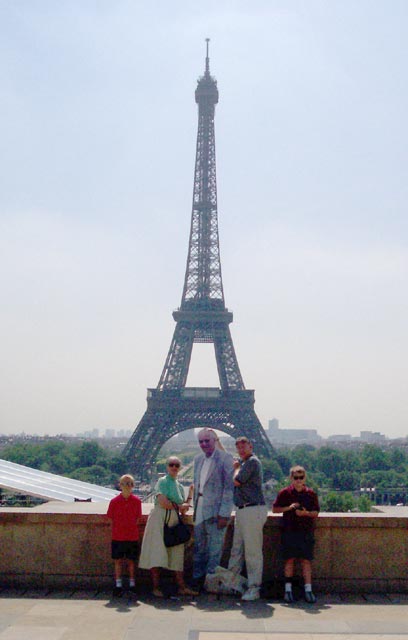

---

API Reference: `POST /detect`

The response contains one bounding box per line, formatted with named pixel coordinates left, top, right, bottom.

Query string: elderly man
left=192, top=428, right=234, bottom=587
left=228, top=436, right=267, bottom=601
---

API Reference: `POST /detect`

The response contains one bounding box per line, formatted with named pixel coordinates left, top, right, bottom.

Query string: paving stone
left=1, top=588, right=408, bottom=639
left=0, top=625, right=68, bottom=640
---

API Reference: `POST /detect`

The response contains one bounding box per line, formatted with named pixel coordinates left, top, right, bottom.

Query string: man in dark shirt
left=273, top=465, right=319, bottom=603
left=228, top=436, right=267, bottom=601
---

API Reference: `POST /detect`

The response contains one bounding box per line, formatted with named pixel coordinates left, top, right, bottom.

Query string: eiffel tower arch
left=124, top=41, right=275, bottom=478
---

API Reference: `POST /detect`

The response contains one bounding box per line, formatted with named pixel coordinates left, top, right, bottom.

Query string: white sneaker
left=241, top=586, right=260, bottom=601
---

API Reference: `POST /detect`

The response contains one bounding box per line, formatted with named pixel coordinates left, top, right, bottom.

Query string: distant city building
left=327, top=434, right=353, bottom=443
left=104, top=429, right=116, bottom=439
left=267, top=419, right=322, bottom=446
left=359, top=430, right=386, bottom=444
left=117, top=429, right=132, bottom=438
left=78, top=428, right=99, bottom=439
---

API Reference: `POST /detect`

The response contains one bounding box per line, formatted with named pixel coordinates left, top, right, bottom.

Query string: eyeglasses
left=292, top=475, right=305, bottom=480
left=199, top=439, right=211, bottom=444
left=120, top=482, right=134, bottom=487
left=168, top=463, right=180, bottom=468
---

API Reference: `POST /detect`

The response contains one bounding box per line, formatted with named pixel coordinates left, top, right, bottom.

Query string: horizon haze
left=1, top=2, right=407, bottom=440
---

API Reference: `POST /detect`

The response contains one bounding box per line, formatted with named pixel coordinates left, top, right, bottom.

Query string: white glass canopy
left=0, top=458, right=117, bottom=502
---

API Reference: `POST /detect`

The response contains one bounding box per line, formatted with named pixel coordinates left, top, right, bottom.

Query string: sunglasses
left=120, top=482, right=134, bottom=487
left=292, top=475, right=305, bottom=480
left=168, top=463, right=180, bottom=468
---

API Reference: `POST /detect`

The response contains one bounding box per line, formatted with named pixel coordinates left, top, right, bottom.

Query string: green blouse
left=154, top=474, right=185, bottom=505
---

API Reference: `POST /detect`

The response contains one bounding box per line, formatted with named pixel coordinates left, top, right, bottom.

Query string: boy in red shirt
left=273, top=466, right=319, bottom=603
left=107, top=474, right=142, bottom=596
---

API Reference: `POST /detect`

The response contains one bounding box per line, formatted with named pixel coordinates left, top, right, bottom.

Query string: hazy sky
left=1, top=1, right=407, bottom=439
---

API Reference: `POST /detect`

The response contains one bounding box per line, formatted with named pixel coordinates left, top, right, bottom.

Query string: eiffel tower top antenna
left=205, top=37, right=210, bottom=75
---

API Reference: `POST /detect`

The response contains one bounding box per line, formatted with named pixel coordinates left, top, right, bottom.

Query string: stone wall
left=0, top=505, right=407, bottom=593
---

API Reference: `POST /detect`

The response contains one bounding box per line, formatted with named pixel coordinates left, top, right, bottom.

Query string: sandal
left=178, top=586, right=199, bottom=596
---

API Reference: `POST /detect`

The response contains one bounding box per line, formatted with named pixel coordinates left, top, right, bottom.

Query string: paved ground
left=1, top=588, right=408, bottom=640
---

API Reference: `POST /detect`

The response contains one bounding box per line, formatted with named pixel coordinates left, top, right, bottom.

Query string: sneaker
left=284, top=590, right=295, bottom=603
left=304, top=590, right=316, bottom=603
left=112, top=586, right=123, bottom=597
left=241, top=586, right=260, bottom=601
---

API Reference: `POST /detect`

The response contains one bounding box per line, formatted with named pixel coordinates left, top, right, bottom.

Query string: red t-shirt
left=107, top=493, right=142, bottom=541
left=273, top=484, right=319, bottom=532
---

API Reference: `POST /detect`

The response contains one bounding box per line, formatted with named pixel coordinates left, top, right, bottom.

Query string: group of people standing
left=106, top=427, right=320, bottom=602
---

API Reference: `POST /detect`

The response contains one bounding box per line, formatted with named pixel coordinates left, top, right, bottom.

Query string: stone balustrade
left=1, top=503, right=407, bottom=592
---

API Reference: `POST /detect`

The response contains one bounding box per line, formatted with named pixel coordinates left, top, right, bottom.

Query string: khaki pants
left=228, top=505, right=268, bottom=588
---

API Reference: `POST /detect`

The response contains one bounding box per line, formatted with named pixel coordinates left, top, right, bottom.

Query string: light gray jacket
left=193, top=448, right=234, bottom=521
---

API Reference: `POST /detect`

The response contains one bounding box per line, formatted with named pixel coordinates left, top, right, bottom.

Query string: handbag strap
left=164, top=502, right=182, bottom=526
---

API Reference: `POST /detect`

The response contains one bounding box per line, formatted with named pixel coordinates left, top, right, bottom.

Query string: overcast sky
left=1, top=1, right=407, bottom=440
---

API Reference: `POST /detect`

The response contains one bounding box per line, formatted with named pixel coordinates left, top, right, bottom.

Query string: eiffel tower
left=124, top=41, right=274, bottom=477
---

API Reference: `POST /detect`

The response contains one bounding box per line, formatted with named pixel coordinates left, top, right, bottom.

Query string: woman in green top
left=138, top=456, right=197, bottom=597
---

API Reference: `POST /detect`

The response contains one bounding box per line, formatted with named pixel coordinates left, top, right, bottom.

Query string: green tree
left=262, top=458, right=284, bottom=482
left=109, top=454, right=127, bottom=476
left=389, top=448, right=407, bottom=472
left=358, top=495, right=372, bottom=512
left=361, top=445, right=390, bottom=472
left=341, top=449, right=361, bottom=472
left=334, top=470, right=360, bottom=491
left=343, top=492, right=355, bottom=511
left=316, top=447, right=343, bottom=477
left=69, top=464, right=113, bottom=485
left=289, top=445, right=316, bottom=471
left=322, top=491, right=348, bottom=512
left=77, top=441, right=108, bottom=468
left=276, top=451, right=292, bottom=476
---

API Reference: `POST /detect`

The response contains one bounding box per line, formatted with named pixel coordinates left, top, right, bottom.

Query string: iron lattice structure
left=124, top=42, right=274, bottom=477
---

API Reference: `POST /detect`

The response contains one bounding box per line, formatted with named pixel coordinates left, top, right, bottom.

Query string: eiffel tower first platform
left=124, top=41, right=275, bottom=477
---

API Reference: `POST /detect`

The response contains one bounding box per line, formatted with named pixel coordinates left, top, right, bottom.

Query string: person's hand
left=180, top=503, right=190, bottom=515
left=295, top=508, right=307, bottom=517
left=217, top=516, right=229, bottom=529
left=232, top=459, right=241, bottom=470
left=289, top=502, right=300, bottom=511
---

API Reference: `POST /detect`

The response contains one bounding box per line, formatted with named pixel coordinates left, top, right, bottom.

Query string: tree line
left=259, top=443, right=408, bottom=511
left=1, top=440, right=123, bottom=487
left=2, top=439, right=407, bottom=511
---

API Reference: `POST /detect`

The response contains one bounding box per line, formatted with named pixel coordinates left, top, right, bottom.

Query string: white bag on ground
left=204, top=566, right=248, bottom=595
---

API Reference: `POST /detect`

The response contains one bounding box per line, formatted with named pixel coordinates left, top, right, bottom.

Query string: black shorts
left=111, top=540, right=140, bottom=560
left=281, top=530, right=315, bottom=561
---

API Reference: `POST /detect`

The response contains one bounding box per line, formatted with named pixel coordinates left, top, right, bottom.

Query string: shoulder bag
left=163, top=503, right=191, bottom=547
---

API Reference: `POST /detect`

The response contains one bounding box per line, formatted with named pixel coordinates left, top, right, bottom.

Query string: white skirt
left=138, top=505, right=185, bottom=572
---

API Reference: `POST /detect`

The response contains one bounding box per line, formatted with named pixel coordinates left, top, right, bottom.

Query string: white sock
left=285, top=582, right=292, bottom=592
left=304, top=583, right=312, bottom=592
left=129, top=579, right=135, bottom=587
left=116, top=579, right=122, bottom=588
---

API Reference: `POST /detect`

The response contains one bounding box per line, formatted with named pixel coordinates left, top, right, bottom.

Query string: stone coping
left=1, top=500, right=408, bottom=522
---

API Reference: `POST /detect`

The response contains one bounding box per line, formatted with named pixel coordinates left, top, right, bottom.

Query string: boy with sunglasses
left=273, top=466, right=319, bottom=603
left=107, top=474, right=142, bottom=596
